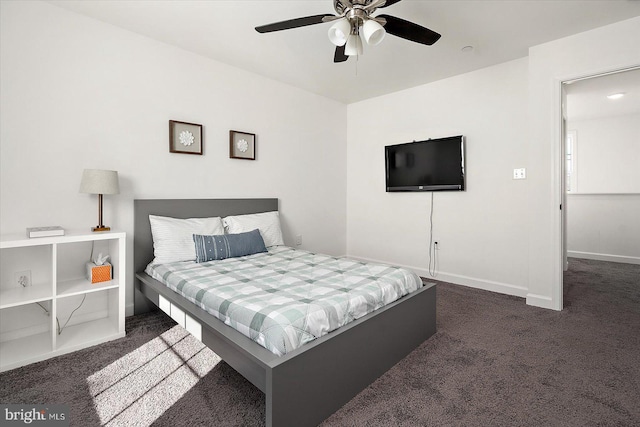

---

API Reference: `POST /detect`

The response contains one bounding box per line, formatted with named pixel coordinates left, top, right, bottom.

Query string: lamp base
left=91, top=226, right=111, bottom=232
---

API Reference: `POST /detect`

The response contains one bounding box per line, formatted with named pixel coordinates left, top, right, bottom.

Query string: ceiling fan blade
left=381, top=0, right=403, bottom=7
left=378, top=14, right=441, bottom=45
left=364, top=0, right=402, bottom=11
left=334, top=45, right=348, bottom=63
left=255, top=14, right=335, bottom=33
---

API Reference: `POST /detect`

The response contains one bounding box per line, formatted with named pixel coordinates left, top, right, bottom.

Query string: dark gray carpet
left=1, top=258, right=638, bottom=426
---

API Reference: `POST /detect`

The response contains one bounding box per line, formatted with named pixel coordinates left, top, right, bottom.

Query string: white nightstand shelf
left=56, top=317, right=121, bottom=353
left=0, top=286, right=53, bottom=309
left=0, top=230, right=126, bottom=372
left=57, top=278, right=119, bottom=298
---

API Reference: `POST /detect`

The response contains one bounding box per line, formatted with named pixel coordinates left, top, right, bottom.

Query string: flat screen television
left=385, top=135, right=465, bottom=192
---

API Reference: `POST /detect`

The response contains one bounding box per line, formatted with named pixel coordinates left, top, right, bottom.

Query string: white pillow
left=223, top=211, right=284, bottom=247
left=149, top=215, right=225, bottom=264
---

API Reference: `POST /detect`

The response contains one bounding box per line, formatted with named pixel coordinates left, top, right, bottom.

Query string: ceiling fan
left=255, top=0, right=441, bottom=63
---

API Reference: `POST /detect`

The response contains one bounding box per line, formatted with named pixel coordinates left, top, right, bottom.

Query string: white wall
left=566, top=113, right=640, bottom=263
left=347, top=58, right=530, bottom=297
left=346, top=17, right=640, bottom=308
left=569, top=114, right=640, bottom=194
left=567, top=194, right=640, bottom=264
left=528, top=16, right=640, bottom=309
left=0, top=1, right=348, bottom=316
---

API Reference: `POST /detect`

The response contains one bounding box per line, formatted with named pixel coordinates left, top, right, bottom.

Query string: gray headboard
left=133, top=198, right=278, bottom=314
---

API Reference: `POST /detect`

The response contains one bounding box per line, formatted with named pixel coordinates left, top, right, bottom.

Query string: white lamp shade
left=79, top=169, right=120, bottom=195
left=328, top=19, right=351, bottom=47
left=363, top=19, right=386, bottom=46
left=345, top=34, right=363, bottom=56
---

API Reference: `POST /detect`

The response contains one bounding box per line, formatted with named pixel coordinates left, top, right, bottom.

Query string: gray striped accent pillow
left=193, top=229, right=267, bottom=262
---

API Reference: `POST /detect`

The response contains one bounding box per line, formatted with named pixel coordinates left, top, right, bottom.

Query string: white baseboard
left=526, top=293, right=558, bottom=310
left=425, top=270, right=528, bottom=298
left=126, top=303, right=134, bottom=317
left=347, top=255, right=528, bottom=299
left=568, top=251, right=640, bottom=265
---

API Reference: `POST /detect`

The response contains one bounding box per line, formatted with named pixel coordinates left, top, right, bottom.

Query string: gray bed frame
left=134, top=198, right=436, bottom=427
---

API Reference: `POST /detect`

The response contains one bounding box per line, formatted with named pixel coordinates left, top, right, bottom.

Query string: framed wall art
left=229, top=130, right=256, bottom=160
left=169, top=120, right=203, bottom=155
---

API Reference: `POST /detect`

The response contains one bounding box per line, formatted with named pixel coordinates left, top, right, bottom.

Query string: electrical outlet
left=295, top=235, right=302, bottom=246
left=15, top=270, right=32, bottom=287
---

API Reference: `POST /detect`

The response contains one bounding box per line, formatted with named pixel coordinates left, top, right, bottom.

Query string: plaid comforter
left=146, top=246, right=423, bottom=356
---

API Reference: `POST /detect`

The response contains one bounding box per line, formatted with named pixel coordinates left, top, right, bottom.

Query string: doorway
left=561, top=67, right=640, bottom=305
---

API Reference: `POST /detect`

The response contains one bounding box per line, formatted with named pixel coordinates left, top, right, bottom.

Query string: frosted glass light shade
left=79, top=169, right=120, bottom=195
left=328, top=19, right=351, bottom=47
left=363, top=19, right=386, bottom=46
left=345, top=34, right=363, bottom=56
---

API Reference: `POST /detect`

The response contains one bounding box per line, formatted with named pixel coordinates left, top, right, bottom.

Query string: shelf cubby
left=0, top=230, right=125, bottom=372
left=0, top=331, right=53, bottom=370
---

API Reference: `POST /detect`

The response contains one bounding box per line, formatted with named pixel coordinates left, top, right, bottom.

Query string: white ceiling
left=566, top=68, right=640, bottom=121
left=48, top=0, right=640, bottom=104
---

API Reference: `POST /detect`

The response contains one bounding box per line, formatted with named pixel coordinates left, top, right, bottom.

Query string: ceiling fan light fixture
left=255, top=0, right=442, bottom=64
left=362, top=19, right=386, bottom=46
left=345, top=34, right=363, bottom=56
left=328, top=18, right=351, bottom=46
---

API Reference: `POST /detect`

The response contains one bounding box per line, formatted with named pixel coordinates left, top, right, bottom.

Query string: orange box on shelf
left=85, top=261, right=112, bottom=284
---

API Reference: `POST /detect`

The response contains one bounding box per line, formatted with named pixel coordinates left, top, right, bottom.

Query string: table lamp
left=79, top=169, right=120, bottom=232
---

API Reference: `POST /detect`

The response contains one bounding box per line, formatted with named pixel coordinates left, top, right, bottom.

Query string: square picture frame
left=229, top=130, right=256, bottom=160
left=169, top=120, right=203, bottom=155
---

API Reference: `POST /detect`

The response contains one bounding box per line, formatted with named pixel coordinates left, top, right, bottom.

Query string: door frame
left=552, top=65, right=640, bottom=310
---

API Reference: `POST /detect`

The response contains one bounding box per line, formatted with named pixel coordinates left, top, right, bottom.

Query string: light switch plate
left=513, top=168, right=526, bottom=180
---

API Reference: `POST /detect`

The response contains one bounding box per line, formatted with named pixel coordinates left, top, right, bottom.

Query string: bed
left=134, top=199, right=436, bottom=427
